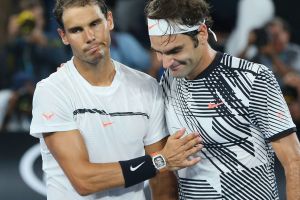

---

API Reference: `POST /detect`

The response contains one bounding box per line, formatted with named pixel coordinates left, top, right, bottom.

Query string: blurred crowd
left=0, top=0, right=299, bottom=140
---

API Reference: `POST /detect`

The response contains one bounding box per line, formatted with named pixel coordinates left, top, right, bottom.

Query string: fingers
left=171, top=128, right=186, bottom=139
left=162, top=129, right=203, bottom=171
left=181, top=133, right=202, bottom=151
left=184, top=144, right=203, bottom=158
left=182, top=157, right=202, bottom=167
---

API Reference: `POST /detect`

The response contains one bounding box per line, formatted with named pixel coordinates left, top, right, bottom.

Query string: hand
left=159, top=128, right=203, bottom=171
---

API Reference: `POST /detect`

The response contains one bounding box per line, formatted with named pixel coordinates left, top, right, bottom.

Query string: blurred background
left=0, top=0, right=299, bottom=199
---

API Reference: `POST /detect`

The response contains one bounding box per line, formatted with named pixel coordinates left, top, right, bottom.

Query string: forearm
left=45, top=131, right=126, bottom=195
left=65, top=155, right=157, bottom=195
left=285, top=160, right=300, bottom=200
left=45, top=129, right=202, bottom=196
left=149, top=171, right=178, bottom=200
left=66, top=162, right=124, bottom=196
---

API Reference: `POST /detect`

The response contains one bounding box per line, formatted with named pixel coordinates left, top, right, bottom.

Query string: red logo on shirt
left=208, top=101, right=224, bottom=109
left=42, top=112, right=54, bottom=120
left=148, top=23, right=158, bottom=30
left=102, top=121, right=113, bottom=127
left=276, top=112, right=284, bottom=120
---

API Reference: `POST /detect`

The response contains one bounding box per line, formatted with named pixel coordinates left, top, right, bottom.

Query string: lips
left=85, top=43, right=100, bottom=53
left=88, top=45, right=99, bottom=53
left=169, top=62, right=182, bottom=71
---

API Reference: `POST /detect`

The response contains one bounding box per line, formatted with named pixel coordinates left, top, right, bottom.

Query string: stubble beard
left=84, top=48, right=106, bottom=66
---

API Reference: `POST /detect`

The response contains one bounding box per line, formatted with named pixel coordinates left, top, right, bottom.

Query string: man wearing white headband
left=145, top=0, right=300, bottom=199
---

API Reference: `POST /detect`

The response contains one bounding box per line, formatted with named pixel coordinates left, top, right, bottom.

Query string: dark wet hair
left=53, top=0, right=108, bottom=29
left=145, top=0, right=213, bottom=47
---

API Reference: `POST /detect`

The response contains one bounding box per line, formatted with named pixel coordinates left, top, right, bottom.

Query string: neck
left=186, top=45, right=216, bottom=80
left=73, top=56, right=116, bottom=86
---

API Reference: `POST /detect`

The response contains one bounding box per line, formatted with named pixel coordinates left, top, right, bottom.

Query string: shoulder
left=116, top=61, right=160, bottom=89
left=222, top=53, right=270, bottom=75
left=34, top=63, right=73, bottom=96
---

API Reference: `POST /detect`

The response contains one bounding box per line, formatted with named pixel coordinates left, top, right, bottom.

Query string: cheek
left=66, top=34, right=82, bottom=44
left=174, top=52, right=190, bottom=61
left=97, top=33, right=110, bottom=45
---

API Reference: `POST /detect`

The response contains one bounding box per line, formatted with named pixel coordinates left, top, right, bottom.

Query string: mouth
left=169, top=63, right=183, bottom=72
left=85, top=43, right=101, bottom=54
left=88, top=46, right=100, bottom=54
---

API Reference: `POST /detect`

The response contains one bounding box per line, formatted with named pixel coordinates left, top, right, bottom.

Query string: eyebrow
left=89, top=18, right=102, bottom=26
left=151, top=45, right=184, bottom=55
left=67, top=18, right=103, bottom=33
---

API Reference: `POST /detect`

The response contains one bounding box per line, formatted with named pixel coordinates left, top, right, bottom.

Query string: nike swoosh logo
left=102, top=121, right=113, bottom=127
left=130, top=161, right=145, bottom=171
left=208, top=102, right=224, bottom=109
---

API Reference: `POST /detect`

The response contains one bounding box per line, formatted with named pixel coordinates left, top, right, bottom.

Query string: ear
left=197, top=24, right=208, bottom=42
left=106, top=11, right=114, bottom=31
left=57, top=28, right=69, bottom=45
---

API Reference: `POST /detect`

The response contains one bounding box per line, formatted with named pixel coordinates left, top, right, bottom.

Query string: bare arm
left=271, top=132, right=300, bottom=200
left=44, top=128, right=202, bottom=196
left=44, top=130, right=125, bottom=196
left=145, top=137, right=178, bottom=200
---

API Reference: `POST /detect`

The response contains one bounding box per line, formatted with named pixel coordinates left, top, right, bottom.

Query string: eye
left=168, top=48, right=182, bottom=55
left=164, top=47, right=184, bottom=55
left=69, top=28, right=82, bottom=33
left=91, top=20, right=101, bottom=27
left=170, top=49, right=180, bottom=54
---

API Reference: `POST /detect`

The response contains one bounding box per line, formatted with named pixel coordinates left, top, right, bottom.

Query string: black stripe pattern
left=73, top=108, right=149, bottom=119
left=162, top=53, right=295, bottom=199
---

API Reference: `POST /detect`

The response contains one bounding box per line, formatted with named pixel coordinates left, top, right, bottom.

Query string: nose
left=84, top=28, right=95, bottom=43
left=157, top=53, right=174, bottom=69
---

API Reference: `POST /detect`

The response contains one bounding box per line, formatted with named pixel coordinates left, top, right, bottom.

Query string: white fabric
left=225, top=0, right=274, bottom=56
left=30, top=59, right=168, bottom=200
left=148, top=18, right=218, bottom=42
left=147, top=18, right=200, bottom=36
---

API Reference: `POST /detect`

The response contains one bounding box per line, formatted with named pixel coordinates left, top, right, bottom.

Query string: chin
left=89, top=53, right=105, bottom=63
left=170, top=69, right=188, bottom=78
left=171, top=72, right=186, bottom=78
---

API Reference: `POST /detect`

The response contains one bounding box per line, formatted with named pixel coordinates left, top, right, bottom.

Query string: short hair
left=53, top=0, right=109, bottom=29
left=145, top=0, right=213, bottom=46
left=268, top=17, right=291, bottom=33
left=145, top=0, right=213, bottom=29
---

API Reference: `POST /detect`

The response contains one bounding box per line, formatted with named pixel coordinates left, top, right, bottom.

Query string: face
left=269, top=23, right=290, bottom=52
left=58, top=4, right=114, bottom=65
left=150, top=26, right=207, bottom=79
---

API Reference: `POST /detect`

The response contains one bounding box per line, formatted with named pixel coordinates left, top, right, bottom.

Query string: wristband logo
left=130, top=161, right=145, bottom=171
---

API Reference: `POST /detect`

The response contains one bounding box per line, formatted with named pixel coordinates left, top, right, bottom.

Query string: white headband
left=147, top=18, right=217, bottom=42
left=147, top=18, right=199, bottom=36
